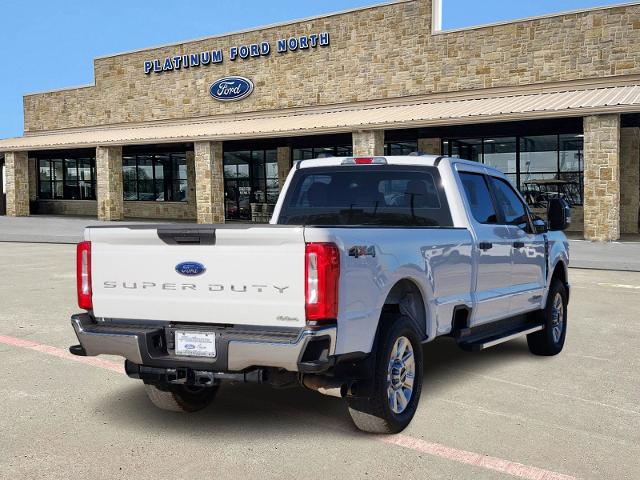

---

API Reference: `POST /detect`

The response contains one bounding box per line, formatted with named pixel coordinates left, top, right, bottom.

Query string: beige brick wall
left=353, top=130, right=385, bottom=156
left=5, top=151, right=30, bottom=216
left=96, top=146, right=124, bottom=221
left=23, top=1, right=640, bottom=132
left=583, top=114, right=621, bottom=241
left=195, top=141, right=225, bottom=224
left=620, top=127, right=640, bottom=233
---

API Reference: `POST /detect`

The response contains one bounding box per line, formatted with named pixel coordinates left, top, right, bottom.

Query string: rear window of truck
left=278, top=166, right=453, bottom=227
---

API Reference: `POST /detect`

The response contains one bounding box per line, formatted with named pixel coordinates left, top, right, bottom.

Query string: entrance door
left=0, top=157, right=6, bottom=215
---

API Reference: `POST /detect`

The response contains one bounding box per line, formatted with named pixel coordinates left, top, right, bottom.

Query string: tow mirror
left=547, top=198, right=571, bottom=231
left=532, top=217, right=548, bottom=234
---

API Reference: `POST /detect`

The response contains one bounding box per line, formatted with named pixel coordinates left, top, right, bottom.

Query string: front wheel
left=527, top=279, right=568, bottom=356
left=144, top=383, right=219, bottom=412
left=347, top=315, right=423, bottom=433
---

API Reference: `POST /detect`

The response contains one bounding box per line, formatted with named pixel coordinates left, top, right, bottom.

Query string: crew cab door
left=487, top=176, right=546, bottom=314
left=458, top=170, right=514, bottom=326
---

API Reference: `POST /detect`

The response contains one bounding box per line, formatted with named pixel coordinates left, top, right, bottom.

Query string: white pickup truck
left=70, top=155, right=571, bottom=433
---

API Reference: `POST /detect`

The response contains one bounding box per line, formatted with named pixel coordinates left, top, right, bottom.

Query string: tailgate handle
left=157, top=228, right=216, bottom=246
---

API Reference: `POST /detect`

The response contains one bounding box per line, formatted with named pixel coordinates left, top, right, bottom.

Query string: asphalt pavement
left=0, top=243, right=638, bottom=479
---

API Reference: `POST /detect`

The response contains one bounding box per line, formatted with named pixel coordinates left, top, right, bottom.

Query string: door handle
left=478, top=242, right=493, bottom=251
left=513, top=241, right=525, bottom=249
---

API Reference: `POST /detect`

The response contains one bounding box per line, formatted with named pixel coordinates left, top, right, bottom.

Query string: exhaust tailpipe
left=302, top=375, right=349, bottom=398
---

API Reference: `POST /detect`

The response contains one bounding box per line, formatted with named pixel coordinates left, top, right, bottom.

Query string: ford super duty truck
left=70, top=155, right=571, bottom=433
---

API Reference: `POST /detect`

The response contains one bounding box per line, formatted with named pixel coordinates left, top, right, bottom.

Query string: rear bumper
left=70, top=313, right=336, bottom=373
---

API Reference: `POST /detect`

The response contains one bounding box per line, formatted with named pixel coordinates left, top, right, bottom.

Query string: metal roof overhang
left=2, top=84, right=640, bottom=152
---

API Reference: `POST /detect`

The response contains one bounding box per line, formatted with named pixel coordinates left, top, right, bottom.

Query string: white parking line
left=597, top=282, right=640, bottom=289
left=0, top=334, right=578, bottom=480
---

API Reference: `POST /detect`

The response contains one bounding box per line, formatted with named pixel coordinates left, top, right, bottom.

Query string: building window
left=442, top=134, right=584, bottom=206
left=223, top=149, right=278, bottom=220
left=292, top=144, right=353, bottom=161
left=38, top=155, right=96, bottom=200
left=123, top=152, right=188, bottom=202
left=384, top=141, right=418, bottom=156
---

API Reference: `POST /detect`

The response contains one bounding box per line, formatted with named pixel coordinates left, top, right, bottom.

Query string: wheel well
left=381, top=279, right=427, bottom=341
left=551, top=261, right=567, bottom=285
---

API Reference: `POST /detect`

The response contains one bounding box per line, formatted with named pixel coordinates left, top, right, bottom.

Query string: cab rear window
left=278, top=166, right=453, bottom=227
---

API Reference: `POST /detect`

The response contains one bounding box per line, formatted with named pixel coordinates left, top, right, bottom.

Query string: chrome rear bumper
left=70, top=314, right=336, bottom=373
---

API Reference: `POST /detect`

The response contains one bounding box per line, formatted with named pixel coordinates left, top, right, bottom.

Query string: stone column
left=277, top=146, right=291, bottom=191
left=96, top=146, right=124, bottom=221
left=583, top=114, right=621, bottom=241
left=620, top=127, right=640, bottom=234
left=5, top=151, right=30, bottom=217
left=186, top=150, right=197, bottom=218
left=418, top=137, right=442, bottom=155
left=194, top=141, right=225, bottom=224
left=353, top=130, right=384, bottom=157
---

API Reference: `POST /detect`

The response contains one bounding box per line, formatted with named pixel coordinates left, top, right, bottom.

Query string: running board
left=459, top=324, right=544, bottom=352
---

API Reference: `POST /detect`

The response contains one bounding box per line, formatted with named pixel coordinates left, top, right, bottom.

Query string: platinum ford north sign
left=143, top=32, right=330, bottom=74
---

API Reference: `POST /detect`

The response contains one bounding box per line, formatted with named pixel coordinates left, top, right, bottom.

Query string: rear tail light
left=305, top=243, right=340, bottom=322
left=76, top=241, right=93, bottom=310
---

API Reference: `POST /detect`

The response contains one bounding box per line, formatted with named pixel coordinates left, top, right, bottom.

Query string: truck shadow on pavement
left=94, top=336, right=536, bottom=435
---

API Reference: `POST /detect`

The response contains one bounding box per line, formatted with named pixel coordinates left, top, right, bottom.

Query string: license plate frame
left=175, top=331, right=217, bottom=358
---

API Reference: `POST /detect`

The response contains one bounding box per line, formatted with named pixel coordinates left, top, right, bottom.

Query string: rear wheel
left=527, top=279, right=567, bottom=356
left=144, top=383, right=219, bottom=412
left=347, top=315, right=423, bottom=433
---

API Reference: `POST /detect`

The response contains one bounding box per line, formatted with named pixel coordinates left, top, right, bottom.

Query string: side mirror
left=547, top=198, right=571, bottom=231
left=532, top=217, right=548, bottom=234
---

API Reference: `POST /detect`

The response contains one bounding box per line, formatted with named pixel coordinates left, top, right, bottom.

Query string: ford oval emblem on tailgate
left=175, top=262, right=206, bottom=277
left=209, top=76, right=254, bottom=102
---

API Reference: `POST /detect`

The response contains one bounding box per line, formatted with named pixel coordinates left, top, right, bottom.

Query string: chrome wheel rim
left=387, top=336, right=415, bottom=414
left=551, top=292, right=564, bottom=343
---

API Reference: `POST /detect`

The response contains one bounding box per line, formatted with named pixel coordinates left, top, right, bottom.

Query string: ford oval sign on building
left=175, top=262, right=206, bottom=277
left=209, top=76, right=254, bottom=102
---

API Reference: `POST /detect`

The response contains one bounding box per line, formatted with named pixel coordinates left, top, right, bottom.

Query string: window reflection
left=37, top=154, right=96, bottom=200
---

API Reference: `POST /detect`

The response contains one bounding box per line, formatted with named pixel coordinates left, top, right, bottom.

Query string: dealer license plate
left=175, top=331, right=217, bottom=358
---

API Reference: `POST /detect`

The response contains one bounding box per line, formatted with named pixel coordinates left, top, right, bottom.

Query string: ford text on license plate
left=175, top=331, right=217, bottom=358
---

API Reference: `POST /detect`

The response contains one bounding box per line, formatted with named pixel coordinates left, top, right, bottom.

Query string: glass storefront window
left=123, top=152, right=187, bottom=202
left=224, top=149, right=279, bottom=220
left=442, top=133, right=584, bottom=206
left=292, top=144, right=353, bottom=161
left=37, top=154, right=96, bottom=200
left=384, top=141, right=418, bottom=156
left=483, top=137, right=517, bottom=175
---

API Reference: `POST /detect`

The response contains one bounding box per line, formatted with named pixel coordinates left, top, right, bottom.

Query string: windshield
left=278, top=166, right=453, bottom=227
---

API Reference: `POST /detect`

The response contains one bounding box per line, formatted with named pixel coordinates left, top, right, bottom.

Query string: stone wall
left=36, top=200, right=97, bottom=216
left=194, top=141, right=225, bottom=224
left=353, top=130, right=385, bottom=156
left=583, top=114, right=621, bottom=241
left=620, top=127, right=640, bottom=233
left=23, top=1, right=640, bottom=132
left=277, top=147, right=291, bottom=190
left=96, top=146, right=124, bottom=221
left=5, top=152, right=29, bottom=216
left=124, top=201, right=195, bottom=220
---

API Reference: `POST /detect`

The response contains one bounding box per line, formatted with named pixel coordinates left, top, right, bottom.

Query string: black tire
left=527, top=279, right=567, bottom=356
left=144, top=383, right=219, bottom=412
left=347, top=315, right=423, bottom=433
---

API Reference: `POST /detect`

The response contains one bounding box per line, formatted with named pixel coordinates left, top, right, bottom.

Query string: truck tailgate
left=87, top=225, right=306, bottom=328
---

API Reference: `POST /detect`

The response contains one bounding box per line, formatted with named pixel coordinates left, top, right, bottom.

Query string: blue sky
left=0, top=0, right=625, bottom=138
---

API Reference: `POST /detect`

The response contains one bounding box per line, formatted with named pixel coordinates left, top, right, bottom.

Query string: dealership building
left=1, top=0, right=640, bottom=240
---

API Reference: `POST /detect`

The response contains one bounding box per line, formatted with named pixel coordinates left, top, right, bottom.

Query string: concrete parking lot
left=0, top=243, right=638, bottom=480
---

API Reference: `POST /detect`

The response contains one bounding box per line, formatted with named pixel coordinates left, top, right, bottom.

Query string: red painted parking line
left=0, top=334, right=124, bottom=374
left=380, top=435, right=577, bottom=480
left=0, top=333, right=578, bottom=480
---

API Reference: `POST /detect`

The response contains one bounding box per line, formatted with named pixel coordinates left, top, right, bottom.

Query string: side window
left=489, top=177, right=529, bottom=227
left=459, top=172, right=498, bottom=224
